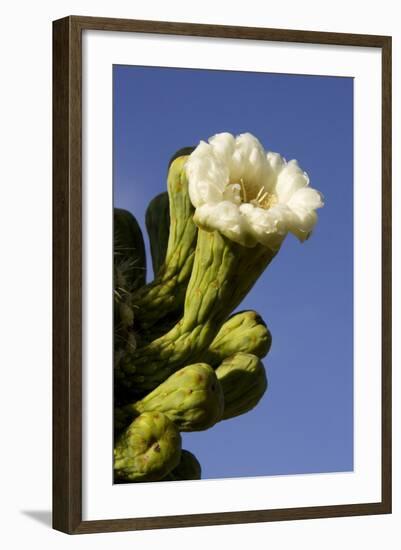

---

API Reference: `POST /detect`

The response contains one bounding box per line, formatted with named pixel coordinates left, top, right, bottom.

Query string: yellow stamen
left=255, top=187, right=264, bottom=201
left=229, top=180, right=277, bottom=210
left=251, top=185, right=277, bottom=210
left=239, top=178, right=247, bottom=203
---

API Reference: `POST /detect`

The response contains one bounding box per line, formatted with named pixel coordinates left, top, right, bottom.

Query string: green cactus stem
left=145, top=192, right=170, bottom=276
left=215, top=352, right=268, bottom=420
left=163, top=450, right=201, bottom=481
left=132, top=153, right=198, bottom=332
left=145, top=144, right=196, bottom=278
left=116, top=363, right=224, bottom=432
left=114, top=209, right=146, bottom=373
left=114, top=411, right=181, bottom=483
left=123, top=229, right=277, bottom=392
left=202, top=310, right=272, bottom=367
left=114, top=208, right=147, bottom=292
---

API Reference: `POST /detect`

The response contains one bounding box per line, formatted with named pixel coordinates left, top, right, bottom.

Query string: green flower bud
left=216, top=352, right=268, bottom=420
left=118, top=363, right=224, bottom=432
left=114, top=411, right=181, bottom=482
left=203, top=310, right=272, bottom=366
left=163, top=450, right=201, bottom=481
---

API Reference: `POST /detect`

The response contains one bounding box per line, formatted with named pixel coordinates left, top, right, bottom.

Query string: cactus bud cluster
left=114, top=148, right=274, bottom=482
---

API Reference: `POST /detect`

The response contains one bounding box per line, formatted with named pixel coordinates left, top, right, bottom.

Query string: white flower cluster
left=185, top=132, right=324, bottom=249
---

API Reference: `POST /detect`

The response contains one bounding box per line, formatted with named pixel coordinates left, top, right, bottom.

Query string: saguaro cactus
left=113, top=133, right=324, bottom=482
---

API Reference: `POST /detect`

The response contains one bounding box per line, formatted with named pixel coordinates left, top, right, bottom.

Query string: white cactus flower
left=185, top=132, right=324, bottom=249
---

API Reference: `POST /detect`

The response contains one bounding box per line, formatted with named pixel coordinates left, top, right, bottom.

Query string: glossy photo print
left=112, top=65, right=353, bottom=483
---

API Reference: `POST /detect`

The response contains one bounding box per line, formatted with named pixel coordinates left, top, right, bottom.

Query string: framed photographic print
left=52, top=16, right=392, bottom=534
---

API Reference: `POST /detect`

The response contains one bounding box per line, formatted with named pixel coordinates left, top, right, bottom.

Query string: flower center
left=235, top=178, right=277, bottom=210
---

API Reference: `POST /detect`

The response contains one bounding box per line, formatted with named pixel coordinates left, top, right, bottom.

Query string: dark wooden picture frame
left=53, top=15, right=392, bottom=534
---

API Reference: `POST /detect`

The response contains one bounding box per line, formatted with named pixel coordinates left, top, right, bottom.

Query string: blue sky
left=113, top=65, right=354, bottom=479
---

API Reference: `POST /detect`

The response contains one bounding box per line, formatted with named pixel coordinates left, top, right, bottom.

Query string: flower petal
left=185, top=132, right=323, bottom=249
left=239, top=203, right=287, bottom=249
left=209, top=132, right=236, bottom=166
left=288, top=187, right=324, bottom=211
left=288, top=208, right=318, bottom=240
left=275, top=160, right=309, bottom=203
left=266, top=151, right=285, bottom=174
left=229, top=133, right=273, bottom=193
left=194, top=202, right=255, bottom=247
left=186, top=141, right=229, bottom=207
